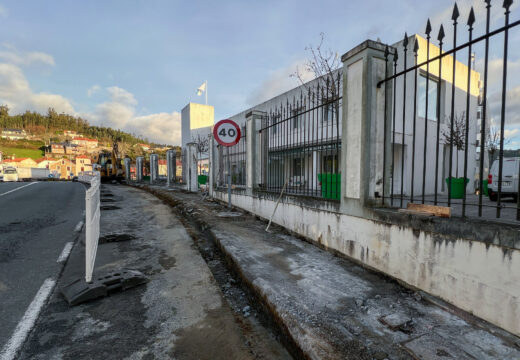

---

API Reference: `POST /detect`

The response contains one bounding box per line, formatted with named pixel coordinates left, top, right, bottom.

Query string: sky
left=0, top=0, right=518, bottom=147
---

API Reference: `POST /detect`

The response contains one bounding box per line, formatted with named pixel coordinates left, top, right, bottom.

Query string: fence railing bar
left=400, top=34, right=408, bottom=208
left=422, top=24, right=431, bottom=205
left=497, top=4, right=512, bottom=218
left=411, top=40, right=419, bottom=204
left=377, top=18, right=520, bottom=88
left=391, top=52, right=398, bottom=206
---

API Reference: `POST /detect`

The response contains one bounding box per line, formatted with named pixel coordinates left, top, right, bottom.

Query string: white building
left=221, top=34, right=481, bottom=198
left=181, top=102, right=214, bottom=176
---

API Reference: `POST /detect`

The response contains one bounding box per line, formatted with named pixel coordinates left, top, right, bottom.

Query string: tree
left=485, top=125, right=511, bottom=165
left=441, top=112, right=467, bottom=178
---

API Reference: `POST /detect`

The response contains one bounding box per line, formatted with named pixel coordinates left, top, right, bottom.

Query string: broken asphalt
left=140, top=182, right=520, bottom=360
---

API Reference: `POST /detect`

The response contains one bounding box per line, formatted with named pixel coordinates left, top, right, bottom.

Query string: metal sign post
left=213, top=119, right=242, bottom=209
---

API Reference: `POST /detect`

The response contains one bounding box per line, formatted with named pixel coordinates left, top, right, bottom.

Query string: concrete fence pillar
left=166, top=150, right=176, bottom=186
left=208, top=135, right=215, bottom=196
left=186, top=142, right=198, bottom=192
left=136, top=156, right=144, bottom=182
left=340, top=40, right=390, bottom=216
left=124, top=158, right=131, bottom=181
left=245, top=110, right=265, bottom=193
left=150, top=154, right=158, bottom=184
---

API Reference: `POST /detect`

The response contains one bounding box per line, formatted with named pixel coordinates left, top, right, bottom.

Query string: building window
left=270, top=114, right=280, bottom=135
left=417, top=74, right=439, bottom=121
left=322, top=102, right=334, bottom=123
left=322, top=154, right=339, bottom=173
left=293, top=157, right=303, bottom=176
left=292, top=108, right=304, bottom=129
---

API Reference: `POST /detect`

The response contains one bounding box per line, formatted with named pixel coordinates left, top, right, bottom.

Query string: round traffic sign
left=213, top=119, right=241, bottom=147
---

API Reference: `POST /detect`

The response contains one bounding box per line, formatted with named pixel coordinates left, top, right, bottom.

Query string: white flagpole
left=205, top=80, right=208, bottom=105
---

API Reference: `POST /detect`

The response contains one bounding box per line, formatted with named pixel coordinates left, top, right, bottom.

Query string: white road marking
left=56, top=242, right=74, bottom=263
left=0, top=278, right=56, bottom=360
left=74, top=220, right=84, bottom=232
left=0, top=182, right=37, bottom=197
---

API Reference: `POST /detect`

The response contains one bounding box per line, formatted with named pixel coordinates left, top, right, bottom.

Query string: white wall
left=214, top=190, right=520, bottom=337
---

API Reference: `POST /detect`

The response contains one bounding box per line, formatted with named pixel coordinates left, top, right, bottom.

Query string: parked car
left=3, top=166, right=19, bottom=182
left=487, top=157, right=519, bottom=201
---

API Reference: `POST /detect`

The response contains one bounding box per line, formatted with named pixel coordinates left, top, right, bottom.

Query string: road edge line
left=0, top=278, right=56, bottom=360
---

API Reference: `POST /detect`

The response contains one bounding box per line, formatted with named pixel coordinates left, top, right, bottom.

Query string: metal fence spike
left=384, top=45, right=390, bottom=58
left=425, top=19, right=432, bottom=35
left=403, top=33, right=409, bottom=47
left=438, top=24, right=445, bottom=42
left=467, top=7, right=476, bottom=27
left=394, top=49, right=399, bottom=62
left=503, top=0, right=513, bottom=10
left=413, top=37, right=419, bottom=53
left=452, top=2, right=460, bottom=21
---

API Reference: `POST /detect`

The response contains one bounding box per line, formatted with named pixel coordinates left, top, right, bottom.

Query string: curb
left=132, top=184, right=313, bottom=360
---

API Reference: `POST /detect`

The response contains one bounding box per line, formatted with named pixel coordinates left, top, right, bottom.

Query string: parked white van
left=3, top=166, right=18, bottom=182
left=488, top=157, right=519, bottom=201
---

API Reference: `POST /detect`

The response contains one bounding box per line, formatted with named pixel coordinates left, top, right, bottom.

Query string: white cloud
left=106, top=86, right=137, bottom=105
left=0, top=63, right=73, bottom=114
left=0, top=61, right=180, bottom=145
left=475, top=58, right=520, bottom=90
left=0, top=45, right=55, bottom=67
left=489, top=85, right=520, bottom=126
left=87, top=84, right=100, bottom=97
left=504, top=128, right=519, bottom=139
left=246, top=60, right=315, bottom=106
left=92, top=86, right=181, bottom=145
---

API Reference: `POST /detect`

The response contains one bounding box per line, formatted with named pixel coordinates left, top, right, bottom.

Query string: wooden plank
left=406, top=203, right=451, bottom=218
left=398, top=208, right=433, bottom=217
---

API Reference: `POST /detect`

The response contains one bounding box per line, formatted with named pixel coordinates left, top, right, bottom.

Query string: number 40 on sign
left=213, top=119, right=241, bottom=147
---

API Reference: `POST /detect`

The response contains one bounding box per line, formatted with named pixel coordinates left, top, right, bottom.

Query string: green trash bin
left=445, top=177, right=469, bottom=199
left=198, top=175, right=208, bottom=185
left=318, top=173, right=341, bottom=200
left=481, top=179, right=489, bottom=196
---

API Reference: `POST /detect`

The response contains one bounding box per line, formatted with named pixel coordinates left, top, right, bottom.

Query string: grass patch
left=0, top=146, right=44, bottom=159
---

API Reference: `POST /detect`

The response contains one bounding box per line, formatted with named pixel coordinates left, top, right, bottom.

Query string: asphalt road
left=0, top=181, right=85, bottom=356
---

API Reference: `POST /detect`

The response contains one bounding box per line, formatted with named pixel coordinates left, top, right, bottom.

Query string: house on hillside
left=71, top=137, right=98, bottom=150
left=158, top=159, right=167, bottom=176
left=1, top=128, right=27, bottom=140
left=74, top=155, right=92, bottom=175
left=36, top=157, right=56, bottom=169
left=3, top=157, right=37, bottom=168
left=64, top=130, right=78, bottom=137
left=49, top=158, right=75, bottom=179
left=50, top=143, right=66, bottom=155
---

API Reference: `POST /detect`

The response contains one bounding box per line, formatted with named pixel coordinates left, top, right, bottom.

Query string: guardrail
left=79, top=171, right=101, bottom=283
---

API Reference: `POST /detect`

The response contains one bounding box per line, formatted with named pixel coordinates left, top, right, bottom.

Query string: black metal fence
left=258, top=74, right=342, bottom=200
left=378, top=1, right=520, bottom=221
left=217, top=126, right=247, bottom=187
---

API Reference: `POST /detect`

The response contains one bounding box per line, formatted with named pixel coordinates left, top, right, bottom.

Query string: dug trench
left=134, top=185, right=306, bottom=360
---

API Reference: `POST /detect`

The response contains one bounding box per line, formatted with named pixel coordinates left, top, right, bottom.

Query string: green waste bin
left=198, top=175, right=208, bottom=185
left=481, top=179, right=489, bottom=196
left=445, top=177, right=469, bottom=199
left=318, top=173, right=341, bottom=200
left=143, top=175, right=150, bottom=181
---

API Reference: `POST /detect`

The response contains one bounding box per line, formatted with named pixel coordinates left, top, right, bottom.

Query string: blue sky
left=0, top=0, right=518, bottom=146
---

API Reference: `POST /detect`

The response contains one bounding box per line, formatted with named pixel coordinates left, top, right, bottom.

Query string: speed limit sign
left=213, top=119, right=241, bottom=147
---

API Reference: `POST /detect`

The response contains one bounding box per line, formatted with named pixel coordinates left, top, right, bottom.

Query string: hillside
left=0, top=106, right=150, bottom=146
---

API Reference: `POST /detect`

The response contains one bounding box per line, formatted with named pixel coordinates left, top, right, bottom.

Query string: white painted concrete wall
left=214, top=190, right=520, bottom=337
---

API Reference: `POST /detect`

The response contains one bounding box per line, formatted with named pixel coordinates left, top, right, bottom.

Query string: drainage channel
left=144, top=187, right=298, bottom=360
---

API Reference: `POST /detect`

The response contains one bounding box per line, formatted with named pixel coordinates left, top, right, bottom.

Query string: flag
left=196, top=82, right=206, bottom=96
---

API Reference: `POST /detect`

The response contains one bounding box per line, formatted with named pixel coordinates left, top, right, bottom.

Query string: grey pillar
left=124, top=158, right=131, bottom=181
left=136, top=156, right=144, bottom=182
left=245, top=110, right=265, bottom=194
left=340, top=40, right=390, bottom=217
left=166, top=150, right=176, bottom=186
left=208, top=135, right=215, bottom=196
left=186, top=142, right=198, bottom=192
left=150, top=154, right=159, bottom=184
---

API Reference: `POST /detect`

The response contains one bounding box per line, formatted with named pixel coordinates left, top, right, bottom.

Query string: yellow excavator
left=98, top=139, right=125, bottom=182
